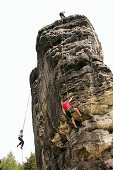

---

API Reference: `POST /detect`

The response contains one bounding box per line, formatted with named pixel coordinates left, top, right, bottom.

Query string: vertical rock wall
left=30, top=15, right=113, bottom=170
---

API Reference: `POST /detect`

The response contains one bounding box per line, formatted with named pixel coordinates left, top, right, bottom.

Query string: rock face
left=30, top=15, right=113, bottom=170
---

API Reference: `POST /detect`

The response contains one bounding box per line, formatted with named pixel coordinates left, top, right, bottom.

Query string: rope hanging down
left=22, top=90, right=31, bottom=130
left=87, top=20, right=100, bottom=114
left=61, top=18, right=68, bottom=98
left=20, top=90, right=30, bottom=164
left=21, top=149, right=24, bottom=163
left=22, top=59, right=37, bottom=130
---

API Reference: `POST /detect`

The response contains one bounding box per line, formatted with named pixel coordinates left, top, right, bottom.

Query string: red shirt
left=62, top=101, right=70, bottom=110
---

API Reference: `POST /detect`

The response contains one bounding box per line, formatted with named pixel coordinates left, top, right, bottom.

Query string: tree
left=23, top=152, right=38, bottom=170
left=0, top=159, right=4, bottom=169
left=1, top=152, right=19, bottom=170
left=17, top=163, right=24, bottom=170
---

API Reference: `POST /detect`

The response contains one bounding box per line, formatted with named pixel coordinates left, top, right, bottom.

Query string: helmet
left=20, top=129, right=23, bottom=132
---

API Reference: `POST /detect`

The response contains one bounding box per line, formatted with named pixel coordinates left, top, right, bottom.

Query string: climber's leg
left=65, top=109, right=78, bottom=128
left=65, top=109, right=72, bottom=119
left=17, top=137, right=23, bottom=148
left=21, top=140, right=24, bottom=149
left=71, top=117, right=77, bottom=128
left=74, top=108, right=81, bottom=117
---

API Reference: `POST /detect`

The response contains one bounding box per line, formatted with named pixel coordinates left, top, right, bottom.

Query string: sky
left=0, top=0, right=113, bottom=164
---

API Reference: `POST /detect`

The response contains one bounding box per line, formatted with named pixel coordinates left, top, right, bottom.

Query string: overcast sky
left=0, top=0, right=113, bottom=164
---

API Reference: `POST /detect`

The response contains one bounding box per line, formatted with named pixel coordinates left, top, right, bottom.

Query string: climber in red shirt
left=62, top=97, right=81, bottom=128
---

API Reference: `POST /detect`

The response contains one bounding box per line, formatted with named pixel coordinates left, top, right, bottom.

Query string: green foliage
left=0, top=152, right=19, bottom=170
left=0, top=159, right=3, bottom=169
left=0, top=152, right=37, bottom=170
left=17, top=163, right=24, bottom=170
left=23, top=152, right=38, bottom=170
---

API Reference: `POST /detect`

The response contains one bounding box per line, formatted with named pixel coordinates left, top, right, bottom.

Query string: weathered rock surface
left=30, top=15, right=113, bottom=170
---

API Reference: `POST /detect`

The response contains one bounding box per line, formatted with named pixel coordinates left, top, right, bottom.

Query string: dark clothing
left=18, top=137, right=24, bottom=148
left=65, top=108, right=75, bottom=119
left=59, top=12, right=65, bottom=18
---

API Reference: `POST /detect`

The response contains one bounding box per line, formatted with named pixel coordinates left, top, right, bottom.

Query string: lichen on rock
left=30, top=15, right=113, bottom=170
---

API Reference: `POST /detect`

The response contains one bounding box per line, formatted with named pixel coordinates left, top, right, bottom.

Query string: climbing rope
left=22, top=89, right=31, bottom=130
left=19, top=59, right=37, bottom=164
left=60, top=17, right=99, bottom=109
left=23, top=58, right=37, bottom=130
left=19, top=89, right=30, bottom=164
left=87, top=20, right=99, bottom=114
left=61, top=18, right=68, bottom=99
left=21, top=149, right=24, bottom=164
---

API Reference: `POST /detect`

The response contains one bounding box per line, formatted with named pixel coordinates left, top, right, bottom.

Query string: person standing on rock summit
left=59, top=11, right=65, bottom=19
left=62, top=97, right=81, bottom=128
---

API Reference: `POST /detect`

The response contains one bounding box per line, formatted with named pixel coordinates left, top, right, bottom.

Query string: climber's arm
left=69, top=97, right=73, bottom=102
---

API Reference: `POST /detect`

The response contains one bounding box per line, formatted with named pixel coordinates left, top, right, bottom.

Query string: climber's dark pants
left=65, top=108, right=75, bottom=119
left=18, top=137, right=24, bottom=147
left=59, top=13, right=65, bottom=18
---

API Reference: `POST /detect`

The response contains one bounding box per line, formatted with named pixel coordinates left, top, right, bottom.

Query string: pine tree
left=1, top=152, right=19, bottom=170
left=23, top=152, right=38, bottom=170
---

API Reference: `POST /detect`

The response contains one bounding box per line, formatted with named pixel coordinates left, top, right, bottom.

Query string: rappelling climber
left=17, top=129, right=24, bottom=149
left=59, top=11, right=65, bottom=19
left=62, top=97, right=82, bottom=128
